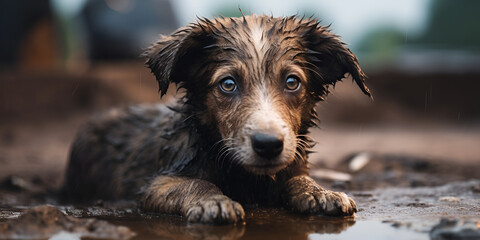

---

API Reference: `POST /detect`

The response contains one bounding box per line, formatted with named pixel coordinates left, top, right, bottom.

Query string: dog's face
left=145, top=15, right=371, bottom=175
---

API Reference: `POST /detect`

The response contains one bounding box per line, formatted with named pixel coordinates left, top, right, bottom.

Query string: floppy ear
left=143, top=25, right=214, bottom=96
left=299, top=21, right=372, bottom=98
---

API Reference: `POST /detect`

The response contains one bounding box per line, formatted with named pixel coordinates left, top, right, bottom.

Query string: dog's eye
left=285, top=76, right=301, bottom=91
left=219, top=78, right=237, bottom=93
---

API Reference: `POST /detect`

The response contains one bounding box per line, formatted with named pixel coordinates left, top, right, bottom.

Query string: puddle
left=310, top=221, right=426, bottom=240
left=96, top=209, right=426, bottom=240
left=2, top=203, right=478, bottom=239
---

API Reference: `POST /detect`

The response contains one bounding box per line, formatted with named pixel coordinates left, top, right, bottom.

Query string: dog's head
left=144, top=15, right=371, bottom=175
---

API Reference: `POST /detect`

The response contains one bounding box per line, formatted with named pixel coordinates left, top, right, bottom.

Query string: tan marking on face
left=239, top=88, right=297, bottom=168
left=250, top=24, right=266, bottom=57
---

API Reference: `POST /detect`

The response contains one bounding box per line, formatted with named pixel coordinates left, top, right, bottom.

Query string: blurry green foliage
left=416, top=0, right=480, bottom=50
left=357, top=0, right=480, bottom=66
left=357, top=27, right=405, bottom=63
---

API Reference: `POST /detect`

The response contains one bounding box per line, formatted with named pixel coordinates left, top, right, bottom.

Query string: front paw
left=288, top=189, right=357, bottom=216
left=285, top=176, right=357, bottom=216
left=185, top=195, right=245, bottom=224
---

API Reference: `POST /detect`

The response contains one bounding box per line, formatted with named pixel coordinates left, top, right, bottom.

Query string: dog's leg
left=283, top=175, right=357, bottom=216
left=142, top=175, right=245, bottom=224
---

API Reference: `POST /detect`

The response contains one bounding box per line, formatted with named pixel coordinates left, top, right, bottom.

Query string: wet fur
left=63, top=15, right=370, bottom=224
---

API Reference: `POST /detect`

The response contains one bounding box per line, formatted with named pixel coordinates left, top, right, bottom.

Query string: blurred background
left=1, top=0, right=479, bottom=188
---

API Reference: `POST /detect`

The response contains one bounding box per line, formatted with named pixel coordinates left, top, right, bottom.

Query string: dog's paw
left=185, top=195, right=245, bottom=224
left=288, top=189, right=357, bottom=216
left=284, top=176, right=357, bottom=216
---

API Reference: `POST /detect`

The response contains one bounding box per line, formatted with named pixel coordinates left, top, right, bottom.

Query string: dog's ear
left=143, top=25, right=214, bottom=96
left=299, top=21, right=372, bottom=98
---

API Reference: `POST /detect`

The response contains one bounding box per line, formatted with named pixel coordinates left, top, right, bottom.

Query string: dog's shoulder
left=65, top=103, right=203, bottom=199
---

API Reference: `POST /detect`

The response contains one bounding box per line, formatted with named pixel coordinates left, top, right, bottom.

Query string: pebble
left=310, top=169, right=352, bottom=182
left=348, top=152, right=371, bottom=172
left=430, top=218, right=480, bottom=240
left=438, top=196, right=460, bottom=202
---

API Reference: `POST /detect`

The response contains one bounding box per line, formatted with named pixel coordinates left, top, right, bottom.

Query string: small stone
left=348, top=152, right=371, bottom=172
left=352, top=192, right=374, bottom=198
left=310, top=169, right=352, bottom=182
left=470, top=185, right=480, bottom=193
left=438, top=196, right=460, bottom=203
left=406, top=202, right=429, bottom=208
left=430, top=218, right=480, bottom=240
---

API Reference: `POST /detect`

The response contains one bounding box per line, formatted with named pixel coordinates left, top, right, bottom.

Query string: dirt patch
left=322, top=152, right=480, bottom=190
left=430, top=218, right=480, bottom=240
left=0, top=160, right=479, bottom=239
left=1, top=119, right=479, bottom=239
left=0, top=205, right=135, bottom=239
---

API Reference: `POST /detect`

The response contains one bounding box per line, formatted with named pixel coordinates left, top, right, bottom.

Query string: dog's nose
left=251, top=133, right=284, bottom=159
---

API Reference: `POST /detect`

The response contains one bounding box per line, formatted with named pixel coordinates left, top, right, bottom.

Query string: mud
left=430, top=218, right=480, bottom=240
left=0, top=206, right=134, bottom=239
left=1, top=157, right=479, bottom=239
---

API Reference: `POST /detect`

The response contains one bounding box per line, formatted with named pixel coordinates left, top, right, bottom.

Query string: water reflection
left=110, top=209, right=355, bottom=240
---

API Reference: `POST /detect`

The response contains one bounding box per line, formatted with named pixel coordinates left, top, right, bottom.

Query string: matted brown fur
left=63, top=15, right=371, bottom=224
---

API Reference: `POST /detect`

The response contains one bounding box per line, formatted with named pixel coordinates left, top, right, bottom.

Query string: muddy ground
left=0, top=147, right=479, bottom=239
left=0, top=64, right=479, bottom=239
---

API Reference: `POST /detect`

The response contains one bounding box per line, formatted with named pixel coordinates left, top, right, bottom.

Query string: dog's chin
left=243, top=164, right=286, bottom=176
left=238, top=151, right=297, bottom=176
left=242, top=159, right=290, bottom=176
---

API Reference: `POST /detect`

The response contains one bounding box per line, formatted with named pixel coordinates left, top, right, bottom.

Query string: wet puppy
left=63, top=15, right=371, bottom=224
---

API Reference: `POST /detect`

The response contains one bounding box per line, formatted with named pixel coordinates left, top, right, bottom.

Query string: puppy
left=63, top=15, right=371, bottom=224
